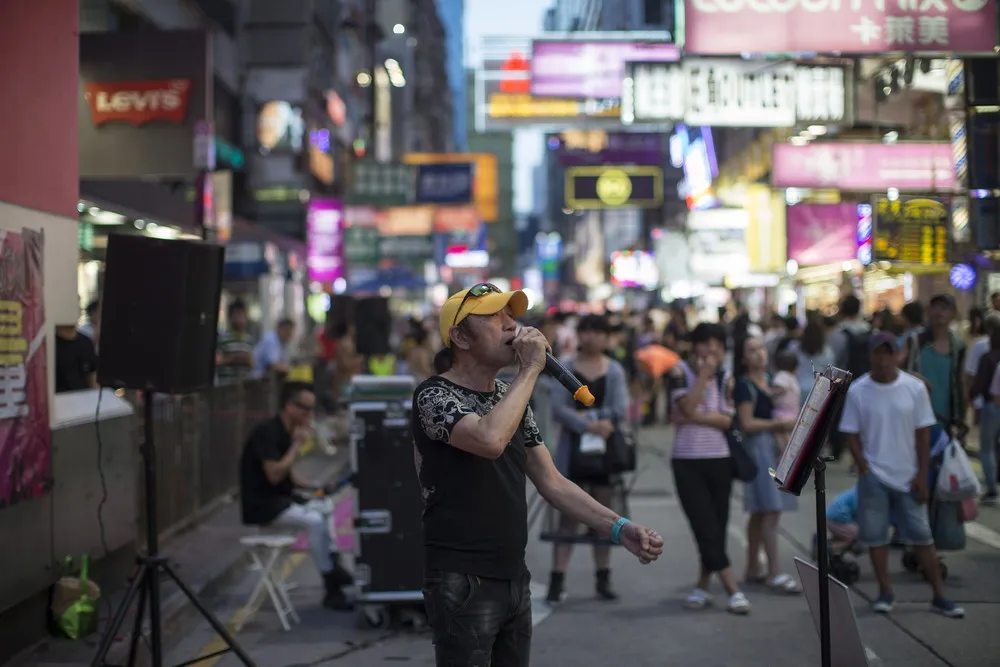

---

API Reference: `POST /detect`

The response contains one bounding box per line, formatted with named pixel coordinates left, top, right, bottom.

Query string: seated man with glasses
left=239, top=382, right=353, bottom=610
left=416, top=283, right=664, bottom=667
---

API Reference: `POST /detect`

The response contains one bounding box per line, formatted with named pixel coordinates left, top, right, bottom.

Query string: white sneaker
left=727, top=591, right=751, bottom=615
left=684, top=587, right=712, bottom=610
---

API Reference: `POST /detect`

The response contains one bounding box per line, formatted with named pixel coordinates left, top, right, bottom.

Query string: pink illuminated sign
left=771, top=142, right=955, bottom=191
left=684, top=0, right=997, bottom=55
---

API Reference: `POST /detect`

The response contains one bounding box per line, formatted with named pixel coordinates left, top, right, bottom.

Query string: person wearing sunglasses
left=239, top=382, right=353, bottom=611
left=414, top=283, right=664, bottom=667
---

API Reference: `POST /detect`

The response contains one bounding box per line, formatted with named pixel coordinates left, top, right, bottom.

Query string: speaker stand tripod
left=91, top=392, right=257, bottom=667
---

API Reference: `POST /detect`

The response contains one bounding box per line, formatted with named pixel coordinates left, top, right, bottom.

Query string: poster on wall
left=0, top=228, right=52, bottom=507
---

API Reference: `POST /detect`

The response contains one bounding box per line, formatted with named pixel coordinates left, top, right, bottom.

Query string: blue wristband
left=610, top=517, right=631, bottom=545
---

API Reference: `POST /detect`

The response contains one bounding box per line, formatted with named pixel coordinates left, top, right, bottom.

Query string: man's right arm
left=447, top=368, right=542, bottom=459
left=257, top=429, right=298, bottom=485
left=838, top=388, right=866, bottom=472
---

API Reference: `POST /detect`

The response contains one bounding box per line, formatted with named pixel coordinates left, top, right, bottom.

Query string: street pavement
left=162, top=426, right=1000, bottom=667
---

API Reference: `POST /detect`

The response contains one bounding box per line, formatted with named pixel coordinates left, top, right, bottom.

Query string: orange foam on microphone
left=573, top=385, right=596, bottom=407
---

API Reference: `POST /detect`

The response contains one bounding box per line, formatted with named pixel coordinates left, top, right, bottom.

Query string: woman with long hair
left=546, top=314, right=631, bottom=603
left=789, top=320, right=835, bottom=405
left=735, top=337, right=800, bottom=593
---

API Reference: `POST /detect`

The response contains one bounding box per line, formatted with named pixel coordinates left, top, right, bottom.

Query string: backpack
left=842, top=327, right=872, bottom=379
left=971, top=350, right=1000, bottom=403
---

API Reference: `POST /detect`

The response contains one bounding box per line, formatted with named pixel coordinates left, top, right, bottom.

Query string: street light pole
left=367, top=0, right=378, bottom=159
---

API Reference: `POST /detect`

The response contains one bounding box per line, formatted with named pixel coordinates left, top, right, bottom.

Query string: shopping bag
left=50, top=555, right=100, bottom=640
left=960, top=496, right=980, bottom=523
left=935, top=440, right=981, bottom=501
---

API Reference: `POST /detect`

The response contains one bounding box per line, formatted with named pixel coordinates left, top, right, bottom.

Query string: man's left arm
left=525, top=444, right=663, bottom=563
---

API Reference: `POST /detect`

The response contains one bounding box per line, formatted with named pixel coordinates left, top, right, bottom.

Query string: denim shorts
left=856, top=472, right=933, bottom=547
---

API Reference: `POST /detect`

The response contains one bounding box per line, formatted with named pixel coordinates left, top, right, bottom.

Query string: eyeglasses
left=293, top=401, right=315, bottom=413
left=452, top=282, right=502, bottom=328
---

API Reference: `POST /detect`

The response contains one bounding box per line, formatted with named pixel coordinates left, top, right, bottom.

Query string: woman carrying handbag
left=546, top=315, right=632, bottom=603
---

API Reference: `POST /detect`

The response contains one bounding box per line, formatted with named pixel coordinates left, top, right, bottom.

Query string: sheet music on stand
left=773, top=366, right=853, bottom=496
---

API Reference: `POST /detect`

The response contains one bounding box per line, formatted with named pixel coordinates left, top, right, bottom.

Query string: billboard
left=306, top=198, right=344, bottom=283
left=475, top=35, right=672, bottom=132
left=772, top=142, right=956, bottom=191
left=624, top=61, right=853, bottom=127
left=530, top=40, right=679, bottom=99
left=79, top=31, right=209, bottom=179
left=786, top=203, right=860, bottom=267
left=564, top=166, right=664, bottom=210
left=683, top=0, right=997, bottom=55
left=403, top=153, right=498, bottom=221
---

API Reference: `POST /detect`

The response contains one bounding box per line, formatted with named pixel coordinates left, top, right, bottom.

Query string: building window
left=643, top=0, right=663, bottom=25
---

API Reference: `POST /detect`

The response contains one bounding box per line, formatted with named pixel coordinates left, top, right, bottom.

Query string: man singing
left=413, top=284, right=663, bottom=666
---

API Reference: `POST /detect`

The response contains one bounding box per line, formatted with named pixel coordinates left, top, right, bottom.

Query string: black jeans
left=672, top=457, right=734, bottom=573
left=423, top=570, right=532, bottom=667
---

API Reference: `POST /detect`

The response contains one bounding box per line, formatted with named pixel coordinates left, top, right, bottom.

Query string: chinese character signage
left=346, top=161, right=414, bottom=206
left=306, top=199, right=344, bottom=282
left=684, top=0, right=997, bottom=55
left=873, top=196, right=950, bottom=265
left=0, top=228, right=52, bottom=507
left=565, top=166, right=664, bottom=210
left=530, top=40, right=679, bottom=99
left=343, top=226, right=380, bottom=265
left=415, top=163, right=474, bottom=205
left=772, top=142, right=956, bottom=191
left=624, top=61, right=852, bottom=127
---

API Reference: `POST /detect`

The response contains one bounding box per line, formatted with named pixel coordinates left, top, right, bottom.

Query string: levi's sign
left=83, top=79, right=192, bottom=126
left=623, top=61, right=851, bottom=127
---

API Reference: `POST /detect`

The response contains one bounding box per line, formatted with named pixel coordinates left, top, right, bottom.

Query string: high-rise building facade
left=435, top=0, right=468, bottom=151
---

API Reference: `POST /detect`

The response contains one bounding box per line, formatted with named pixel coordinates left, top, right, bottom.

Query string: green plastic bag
left=52, top=555, right=100, bottom=640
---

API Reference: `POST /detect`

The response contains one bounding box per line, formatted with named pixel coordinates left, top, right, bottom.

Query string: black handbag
left=719, top=374, right=758, bottom=483
left=569, top=418, right=637, bottom=479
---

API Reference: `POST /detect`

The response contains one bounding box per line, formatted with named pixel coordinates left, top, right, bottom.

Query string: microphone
left=545, top=353, right=596, bottom=407
left=512, top=325, right=595, bottom=406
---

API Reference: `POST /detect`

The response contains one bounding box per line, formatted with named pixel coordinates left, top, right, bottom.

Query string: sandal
left=727, top=592, right=752, bottom=615
left=684, top=588, right=712, bottom=610
left=765, top=574, right=802, bottom=594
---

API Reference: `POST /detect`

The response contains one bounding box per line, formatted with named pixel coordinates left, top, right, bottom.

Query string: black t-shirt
left=734, top=376, right=774, bottom=419
left=412, top=375, right=544, bottom=580
left=55, top=334, right=97, bottom=393
left=240, top=416, right=295, bottom=525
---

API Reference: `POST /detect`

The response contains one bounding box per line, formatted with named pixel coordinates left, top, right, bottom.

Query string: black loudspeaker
left=98, top=234, right=225, bottom=393
left=327, top=294, right=356, bottom=338
left=967, top=111, right=1000, bottom=191
left=354, top=297, right=391, bottom=356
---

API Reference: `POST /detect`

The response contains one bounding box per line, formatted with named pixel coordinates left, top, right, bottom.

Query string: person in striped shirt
left=669, top=322, right=751, bottom=615
left=216, top=300, right=255, bottom=382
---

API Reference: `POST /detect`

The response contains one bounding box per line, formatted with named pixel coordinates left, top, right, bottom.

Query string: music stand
left=90, top=393, right=256, bottom=667
left=794, top=558, right=872, bottom=667
left=772, top=366, right=853, bottom=667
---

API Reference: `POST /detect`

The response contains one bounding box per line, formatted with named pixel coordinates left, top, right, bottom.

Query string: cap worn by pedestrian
left=438, top=284, right=529, bottom=347
left=869, top=331, right=899, bottom=354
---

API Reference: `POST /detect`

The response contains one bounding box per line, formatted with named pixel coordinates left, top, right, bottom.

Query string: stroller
left=900, top=424, right=970, bottom=582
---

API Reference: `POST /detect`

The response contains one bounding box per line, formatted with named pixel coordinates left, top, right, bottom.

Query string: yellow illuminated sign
left=403, top=152, right=498, bottom=222
left=564, top=166, right=663, bottom=210
left=596, top=169, right=633, bottom=206
left=486, top=94, right=620, bottom=120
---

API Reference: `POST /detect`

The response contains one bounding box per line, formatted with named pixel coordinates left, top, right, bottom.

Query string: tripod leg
left=91, top=564, right=149, bottom=667
left=161, top=563, right=258, bottom=667
left=126, top=575, right=150, bottom=667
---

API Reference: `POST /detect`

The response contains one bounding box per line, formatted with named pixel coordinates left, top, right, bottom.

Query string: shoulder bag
left=721, top=374, right=758, bottom=483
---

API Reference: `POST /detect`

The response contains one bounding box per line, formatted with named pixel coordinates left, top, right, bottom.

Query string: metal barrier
left=132, top=379, right=279, bottom=541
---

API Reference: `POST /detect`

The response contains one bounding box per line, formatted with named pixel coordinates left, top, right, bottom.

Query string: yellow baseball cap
left=439, top=283, right=529, bottom=347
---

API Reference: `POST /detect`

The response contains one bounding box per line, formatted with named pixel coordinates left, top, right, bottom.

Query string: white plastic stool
left=237, top=534, right=301, bottom=631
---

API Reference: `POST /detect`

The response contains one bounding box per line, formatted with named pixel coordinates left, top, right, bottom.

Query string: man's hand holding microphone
left=511, top=326, right=550, bottom=375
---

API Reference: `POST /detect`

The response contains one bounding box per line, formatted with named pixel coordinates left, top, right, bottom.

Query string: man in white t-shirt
left=840, top=332, right=964, bottom=619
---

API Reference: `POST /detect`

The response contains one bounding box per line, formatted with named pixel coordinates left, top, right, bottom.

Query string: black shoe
left=323, top=571, right=354, bottom=611
left=328, top=554, right=355, bottom=587
left=596, top=568, right=618, bottom=601
left=323, top=588, right=354, bottom=611
left=546, top=571, right=565, bottom=604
